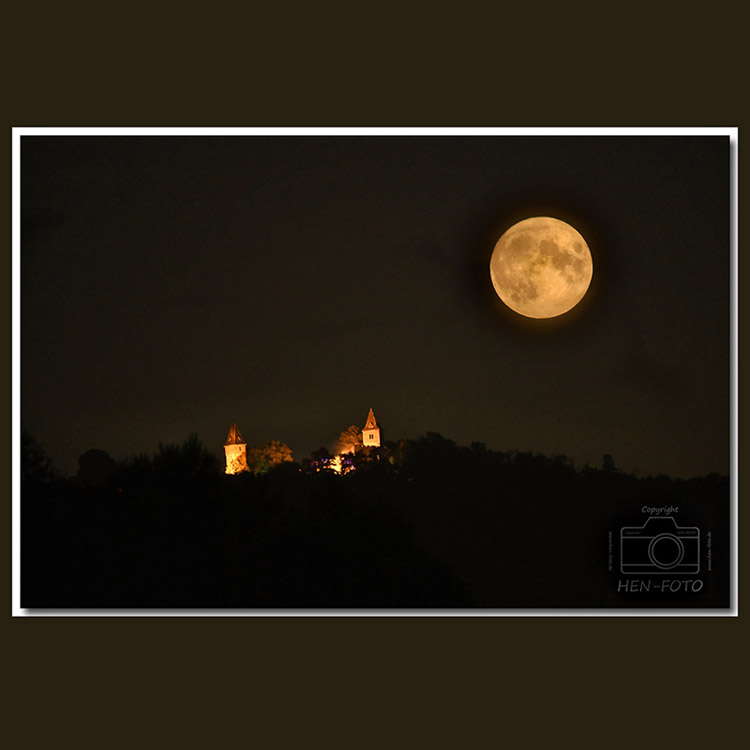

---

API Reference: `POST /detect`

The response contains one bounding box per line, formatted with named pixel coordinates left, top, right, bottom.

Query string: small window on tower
left=369, top=434, right=374, bottom=440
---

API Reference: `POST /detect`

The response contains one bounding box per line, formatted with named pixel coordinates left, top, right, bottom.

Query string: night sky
left=20, top=133, right=730, bottom=479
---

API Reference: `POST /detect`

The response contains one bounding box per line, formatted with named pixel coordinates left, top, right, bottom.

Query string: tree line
left=20, top=431, right=729, bottom=609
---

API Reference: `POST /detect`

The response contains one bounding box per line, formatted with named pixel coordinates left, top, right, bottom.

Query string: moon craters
left=489, top=217, right=593, bottom=319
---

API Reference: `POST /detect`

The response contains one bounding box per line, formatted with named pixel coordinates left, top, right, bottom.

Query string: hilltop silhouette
left=20, top=431, right=730, bottom=609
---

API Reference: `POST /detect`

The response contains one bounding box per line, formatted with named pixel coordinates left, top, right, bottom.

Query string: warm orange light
left=328, top=453, right=356, bottom=474
left=489, top=217, right=593, bottom=319
left=225, top=443, right=249, bottom=474
left=224, top=422, right=250, bottom=474
left=361, top=408, right=381, bottom=447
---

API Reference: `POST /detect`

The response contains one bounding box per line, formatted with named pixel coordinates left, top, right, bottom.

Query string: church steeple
left=225, top=422, right=244, bottom=445
left=224, top=422, right=249, bottom=474
left=362, top=408, right=381, bottom=447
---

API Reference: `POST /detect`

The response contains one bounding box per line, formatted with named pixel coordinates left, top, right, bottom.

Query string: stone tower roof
left=363, top=408, right=379, bottom=430
left=225, top=422, right=245, bottom=445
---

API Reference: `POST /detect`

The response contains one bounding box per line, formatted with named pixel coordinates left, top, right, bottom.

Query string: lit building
left=362, top=408, right=381, bottom=447
left=224, top=422, right=249, bottom=474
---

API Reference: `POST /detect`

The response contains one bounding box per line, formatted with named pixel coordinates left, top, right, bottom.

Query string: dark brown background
left=6, top=3, right=743, bottom=747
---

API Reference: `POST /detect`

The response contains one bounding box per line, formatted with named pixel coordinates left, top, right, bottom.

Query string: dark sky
left=20, top=134, right=730, bottom=479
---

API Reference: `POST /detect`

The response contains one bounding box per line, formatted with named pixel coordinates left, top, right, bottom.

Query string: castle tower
left=362, top=408, right=381, bottom=448
left=224, top=422, right=249, bottom=474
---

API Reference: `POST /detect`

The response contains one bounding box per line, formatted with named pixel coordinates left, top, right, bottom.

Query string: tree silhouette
left=20, top=429, right=730, bottom=609
left=21, top=429, right=57, bottom=486
left=152, top=433, right=219, bottom=483
left=77, top=449, right=116, bottom=488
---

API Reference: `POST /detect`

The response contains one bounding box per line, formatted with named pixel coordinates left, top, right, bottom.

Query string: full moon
left=489, top=216, right=593, bottom=319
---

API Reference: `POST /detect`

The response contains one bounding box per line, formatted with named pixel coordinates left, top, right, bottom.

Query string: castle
left=224, top=422, right=249, bottom=474
left=224, top=408, right=381, bottom=474
left=362, top=407, right=381, bottom=447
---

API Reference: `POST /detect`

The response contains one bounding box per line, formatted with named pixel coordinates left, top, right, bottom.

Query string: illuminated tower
left=362, top=408, right=381, bottom=448
left=224, top=422, right=249, bottom=474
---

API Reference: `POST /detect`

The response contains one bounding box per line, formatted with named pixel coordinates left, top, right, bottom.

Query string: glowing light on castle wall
left=225, top=443, right=248, bottom=474
left=224, top=422, right=249, bottom=475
